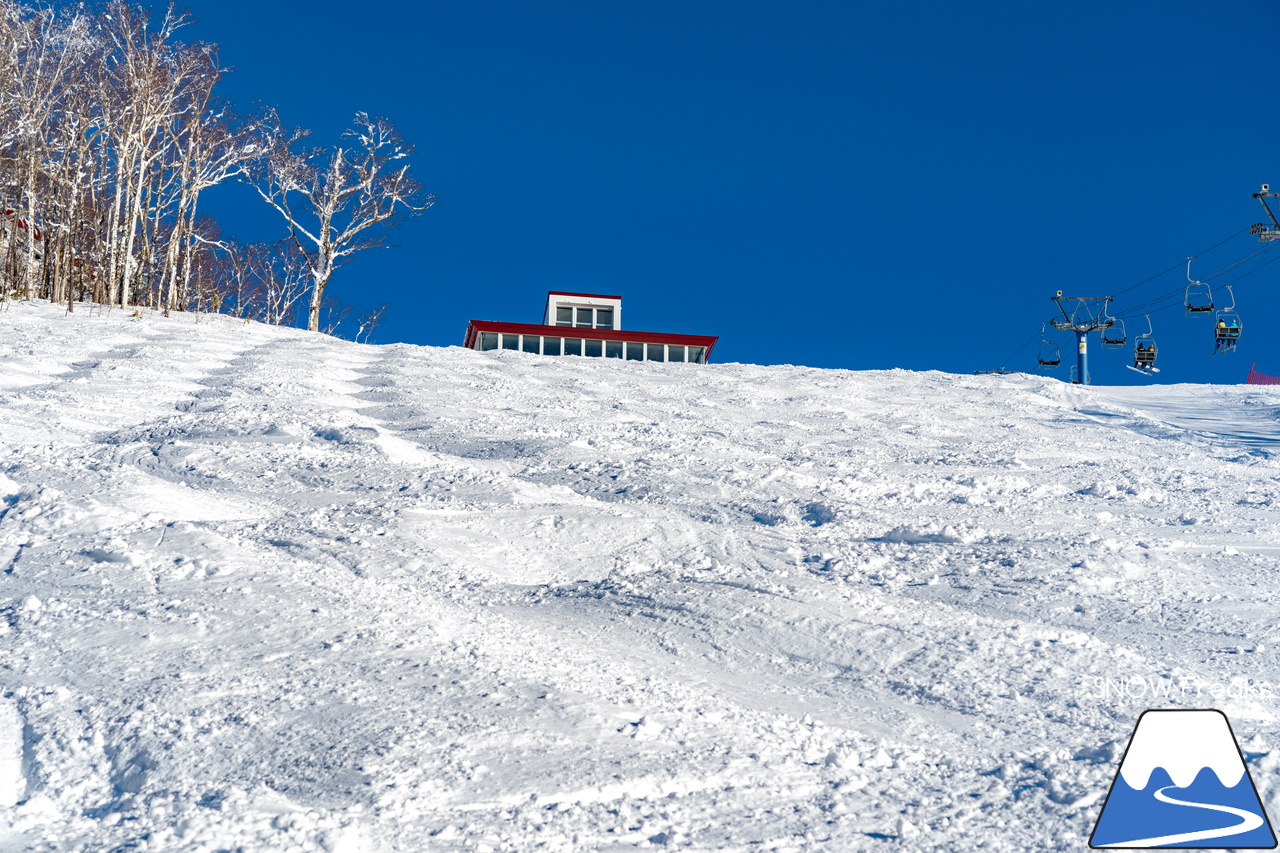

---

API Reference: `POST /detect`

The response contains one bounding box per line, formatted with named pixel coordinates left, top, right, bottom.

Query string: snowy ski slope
left=1, top=301, right=1279, bottom=851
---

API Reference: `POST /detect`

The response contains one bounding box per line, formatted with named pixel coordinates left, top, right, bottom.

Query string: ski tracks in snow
left=2, top=304, right=1280, bottom=850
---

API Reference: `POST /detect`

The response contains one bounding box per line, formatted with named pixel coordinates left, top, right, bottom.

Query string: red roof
left=464, top=320, right=718, bottom=360
left=547, top=290, right=623, bottom=300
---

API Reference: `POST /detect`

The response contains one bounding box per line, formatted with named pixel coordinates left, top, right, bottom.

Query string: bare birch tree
left=250, top=112, right=431, bottom=331
left=217, top=239, right=309, bottom=326
left=0, top=0, right=422, bottom=333
left=0, top=0, right=255, bottom=312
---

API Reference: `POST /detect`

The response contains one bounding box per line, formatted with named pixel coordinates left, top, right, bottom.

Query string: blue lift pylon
left=1049, top=292, right=1115, bottom=386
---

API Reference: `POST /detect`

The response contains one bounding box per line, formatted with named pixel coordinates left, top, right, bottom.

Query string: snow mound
left=0, top=698, right=23, bottom=808
left=879, top=522, right=981, bottom=544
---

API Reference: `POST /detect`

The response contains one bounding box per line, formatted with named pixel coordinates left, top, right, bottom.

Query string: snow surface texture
left=1, top=301, right=1279, bottom=851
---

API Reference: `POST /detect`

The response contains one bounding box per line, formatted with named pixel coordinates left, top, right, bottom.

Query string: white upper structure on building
left=542, top=291, right=622, bottom=331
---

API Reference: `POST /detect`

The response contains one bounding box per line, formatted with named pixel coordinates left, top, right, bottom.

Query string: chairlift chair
left=1101, top=317, right=1126, bottom=347
left=1213, top=286, right=1242, bottom=354
left=1128, top=315, right=1160, bottom=374
left=1184, top=257, right=1214, bottom=314
left=1037, top=324, right=1062, bottom=367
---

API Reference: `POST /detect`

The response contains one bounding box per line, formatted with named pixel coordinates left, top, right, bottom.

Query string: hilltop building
left=463, top=291, right=719, bottom=364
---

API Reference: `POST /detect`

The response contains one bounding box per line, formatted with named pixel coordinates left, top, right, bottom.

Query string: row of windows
left=555, top=305, right=615, bottom=330
left=477, top=332, right=707, bottom=364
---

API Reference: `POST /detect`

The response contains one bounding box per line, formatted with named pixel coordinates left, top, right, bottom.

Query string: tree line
left=0, top=0, right=429, bottom=333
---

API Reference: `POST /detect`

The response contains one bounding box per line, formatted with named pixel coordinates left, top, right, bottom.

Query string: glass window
left=646, top=343, right=665, bottom=362
left=586, top=339, right=604, bottom=357
left=479, top=332, right=498, bottom=351
left=522, top=335, right=541, bottom=354
left=669, top=345, right=686, bottom=362
left=626, top=342, right=644, bottom=361
left=605, top=340, right=623, bottom=359
left=501, top=334, right=518, bottom=350
left=596, top=308, right=614, bottom=329
left=556, top=306, right=573, bottom=326
left=543, top=337, right=562, bottom=356
left=564, top=338, right=583, bottom=356
left=688, top=346, right=706, bottom=364
left=576, top=307, right=593, bottom=328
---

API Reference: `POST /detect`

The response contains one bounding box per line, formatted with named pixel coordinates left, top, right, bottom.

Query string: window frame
left=554, top=303, right=618, bottom=331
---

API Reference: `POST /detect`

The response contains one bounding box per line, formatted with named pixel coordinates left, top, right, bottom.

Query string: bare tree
left=354, top=303, right=387, bottom=343
left=257, top=241, right=310, bottom=326
left=97, top=1, right=194, bottom=307
left=0, top=0, right=420, bottom=334
left=162, top=101, right=260, bottom=314
left=0, top=1, right=263, bottom=313
left=318, top=296, right=351, bottom=336
left=250, top=111, right=431, bottom=332
left=215, top=239, right=310, bottom=326
left=0, top=2, right=93, bottom=299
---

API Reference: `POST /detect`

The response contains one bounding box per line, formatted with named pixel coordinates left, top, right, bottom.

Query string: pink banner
left=1246, top=363, right=1280, bottom=385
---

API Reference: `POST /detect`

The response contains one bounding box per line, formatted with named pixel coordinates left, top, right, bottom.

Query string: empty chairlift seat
left=464, top=291, right=719, bottom=364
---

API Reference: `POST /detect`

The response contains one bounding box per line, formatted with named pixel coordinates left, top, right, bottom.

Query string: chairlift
left=1101, top=316, right=1126, bottom=347
left=1037, top=324, right=1062, bottom=367
left=1184, top=257, right=1214, bottom=314
left=1128, top=315, right=1160, bottom=375
left=1213, top=285, right=1242, bottom=354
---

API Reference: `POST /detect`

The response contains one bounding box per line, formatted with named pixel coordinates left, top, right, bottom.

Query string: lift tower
left=1251, top=184, right=1280, bottom=241
left=1049, top=293, right=1114, bottom=385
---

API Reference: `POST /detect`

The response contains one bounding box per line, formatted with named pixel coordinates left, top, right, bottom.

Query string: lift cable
left=1201, top=242, right=1275, bottom=281
left=1112, top=242, right=1277, bottom=319
left=1109, top=227, right=1248, bottom=299
left=1213, top=249, right=1280, bottom=289
left=1116, top=271, right=1270, bottom=319
left=1122, top=299, right=1195, bottom=319
left=997, top=328, right=1041, bottom=371
left=1114, top=284, right=1195, bottom=318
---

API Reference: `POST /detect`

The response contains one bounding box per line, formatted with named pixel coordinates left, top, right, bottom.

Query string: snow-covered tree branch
left=249, top=111, right=432, bottom=331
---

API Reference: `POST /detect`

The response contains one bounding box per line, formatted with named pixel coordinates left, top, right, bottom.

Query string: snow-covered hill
left=1, top=301, right=1279, bottom=851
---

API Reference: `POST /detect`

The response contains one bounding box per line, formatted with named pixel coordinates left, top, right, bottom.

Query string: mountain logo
left=1090, top=709, right=1277, bottom=849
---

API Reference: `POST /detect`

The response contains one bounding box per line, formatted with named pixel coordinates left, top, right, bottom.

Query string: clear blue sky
left=170, top=0, right=1280, bottom=385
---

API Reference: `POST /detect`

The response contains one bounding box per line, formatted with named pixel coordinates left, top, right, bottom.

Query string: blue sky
left=172, top=0, right=1280, bottom=384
